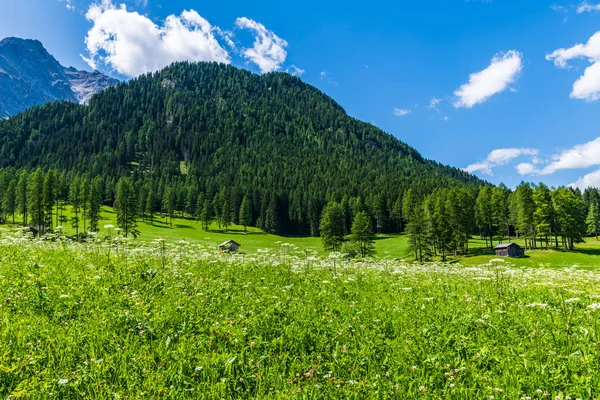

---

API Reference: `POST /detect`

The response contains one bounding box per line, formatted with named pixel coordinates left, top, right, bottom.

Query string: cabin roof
left=494, top=243, right=521, bottom=250
left=219, top=240, right=241, bottom=247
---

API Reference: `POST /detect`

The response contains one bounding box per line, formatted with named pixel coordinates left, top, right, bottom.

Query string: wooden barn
left=219, top=240, right=241, bottom=253
left=494, top=243, right=525, bottom=258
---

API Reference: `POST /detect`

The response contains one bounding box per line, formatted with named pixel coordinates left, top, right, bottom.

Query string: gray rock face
left=0, top=37, right=119, bottom=118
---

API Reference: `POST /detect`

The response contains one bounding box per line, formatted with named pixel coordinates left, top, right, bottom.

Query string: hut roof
left=494, top=243, right=521, bottom=250
left=219, top=240, right=241, bottom=247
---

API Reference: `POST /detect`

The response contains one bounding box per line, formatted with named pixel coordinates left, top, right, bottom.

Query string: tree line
left=318, top=183, right=600, bottom=261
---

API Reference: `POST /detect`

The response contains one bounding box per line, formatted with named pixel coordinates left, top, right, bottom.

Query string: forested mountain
left=0, top=62, right=482, bottom=235
left=0, top=37, right=118, bottom=117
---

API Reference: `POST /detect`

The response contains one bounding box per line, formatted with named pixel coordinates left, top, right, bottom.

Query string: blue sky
left=2, top=0, right=600, bottom=189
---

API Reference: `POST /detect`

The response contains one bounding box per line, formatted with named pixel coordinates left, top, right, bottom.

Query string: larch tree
left=114, top=177, right=139, bottom=238
left=3, top=179, right=16, bottom=224
left=350, top=211, right=375, bottom=258
left=320, top=202, right=346, bottom=252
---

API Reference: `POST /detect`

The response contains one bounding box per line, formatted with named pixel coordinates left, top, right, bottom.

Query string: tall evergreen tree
left=200, top=199, right=212, bottom=231
left=114, top=177, right=139, bottom=238
left=89, top=177, right=103, bottom=233
left=28, top=168, right=45, bottom=231
left=70, top=176, right=82, bottom=236
left=350, top=211, right=375, bottom=258
left=320, top=202, right=345, bottom=252
left=3, top=178, right=16, bottom=224
left=586, top=199, right=600, bottom=240
left=16, top=171, right=28, bottom=225
left=239, top=195, right=252, bottom=233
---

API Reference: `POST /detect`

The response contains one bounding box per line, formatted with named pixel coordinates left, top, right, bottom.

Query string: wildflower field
left=2, top=230, right=600, bottom=399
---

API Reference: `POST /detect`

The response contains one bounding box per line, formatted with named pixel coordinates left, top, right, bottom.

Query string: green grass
left=2, top=232, right=600, bottom=398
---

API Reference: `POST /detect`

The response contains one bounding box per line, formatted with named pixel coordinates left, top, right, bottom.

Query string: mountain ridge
left=0, top=37, right=118, bottom=117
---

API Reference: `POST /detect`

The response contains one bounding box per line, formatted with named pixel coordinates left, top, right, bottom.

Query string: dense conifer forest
left=0, top=62, right=480, bottom=236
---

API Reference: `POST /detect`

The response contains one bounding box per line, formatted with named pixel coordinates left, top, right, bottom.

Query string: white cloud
left=286, top=65, right=305, bottom=77
left=443, top=115, right=449, bottom=122
left=82, top=1, right=230, bottom=77
left=547, top=31, right=600, bottom=101
left=464, top=147, right=538, bottom=175
left=453, top=50, right=523, bottom=108
left=393, top=108, right=411, bottom=117
left=577, top=2, right=600, bottom=13
left=570, top=169, right=600, bottom=189
left=235, top=17, right=287, bottom=73
left=516, top=162, right=537, bottom=175
left=539, top=137, right=600, bottom=175
left=429, top=97, right=442, bottom=110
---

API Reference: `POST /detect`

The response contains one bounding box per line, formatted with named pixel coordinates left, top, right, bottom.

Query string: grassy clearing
left=4, top=205, right=600, bottom=268
left=2, top=231, right=600, bottom=398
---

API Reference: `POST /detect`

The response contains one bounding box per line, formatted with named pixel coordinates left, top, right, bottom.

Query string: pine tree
left=70, top=177, right=82, bottom=237
left=162, top=186, right=174, bottom=226
left=475, top=186, right=494, bottom=248
left=88, top=177, right=102, bottom=232
left=42, top=170, right=56, bottom=230
left=114, top=177, right=139, bottom=238
left=239, top=195, right=252, bottom=233
left=28, top=169, right=45, bottom=232
left=491, top=184, right=510, bottom=242
left=350, top=211, right=375, bottom=258
left=16, top=171, right=28, bottom=225
left=221, top=192, right=232, bottom=231
left=145, top=189, right=155, bottom=225
left=200, top=199, right=212, bottom=231
left=586, top=200, right=600, bottom=240
left=2, top=178, right=16, bottom=224
left=320, top=202, right=345, bottom=252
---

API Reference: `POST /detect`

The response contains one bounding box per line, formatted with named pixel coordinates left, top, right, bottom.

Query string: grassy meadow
left=2, top=231, right=600, bottom=398
left=3, top=208, right=600, bottom=398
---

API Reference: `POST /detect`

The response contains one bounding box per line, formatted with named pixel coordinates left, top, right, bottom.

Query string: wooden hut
left=219, top=240, right=241, bottom=253
left=494, top=243, right=524, bottom=258
left=26, top=224, right=47, bottom=237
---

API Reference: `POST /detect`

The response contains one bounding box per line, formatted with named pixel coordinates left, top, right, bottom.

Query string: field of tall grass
left=2, top=229, right=600, bottom=398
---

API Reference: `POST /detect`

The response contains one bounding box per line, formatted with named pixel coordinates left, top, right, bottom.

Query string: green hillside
left=0, top=62, right=482, bottom=236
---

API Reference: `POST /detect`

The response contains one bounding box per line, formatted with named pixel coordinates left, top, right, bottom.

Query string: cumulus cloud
left=393, top=108, right=411, bottom=117
left=453, top=50, right=523, bottom=108
left=516, top=162, right=537, bottom=175
left=235, top=17, right=287, bottom=73
left=577, top=2, right=600, bottom=13
left=538, top=137, right=600, bottom=175
left=82, top=0, right=230, bottom=77
left=547, top=32, right=600, bottom=101
left=464, top=148, right=538, bottom=175
left=570, top=169, right=600, bottom=189
left=286, top=65, right=305, bottom=77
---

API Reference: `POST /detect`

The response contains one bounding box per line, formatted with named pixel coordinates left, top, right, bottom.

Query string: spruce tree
left=586, top=200, right=600, bottom=240
left=239, top=195, right=252, bottom=233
